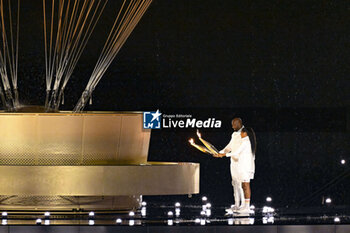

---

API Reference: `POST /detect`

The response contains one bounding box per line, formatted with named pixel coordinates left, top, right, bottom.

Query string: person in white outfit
left=215, top=118, right=245, bottom=212
left=215, top=118, right=256, bottom=214
left=225, top=128, right=255, bottom=213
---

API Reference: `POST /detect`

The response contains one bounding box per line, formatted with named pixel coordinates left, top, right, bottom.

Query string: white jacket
left=226, top=136, right=255, bottom=175
left=219, top=126, right=244, bottom=159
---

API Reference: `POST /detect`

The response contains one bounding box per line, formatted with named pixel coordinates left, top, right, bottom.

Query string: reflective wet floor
left=0, top=196, right=349, bottom=226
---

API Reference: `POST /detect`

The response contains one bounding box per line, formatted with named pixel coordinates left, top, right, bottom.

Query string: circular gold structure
left=0, top=111, right=199, bottom=210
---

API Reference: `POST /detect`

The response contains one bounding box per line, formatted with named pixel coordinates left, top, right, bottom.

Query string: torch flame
left=196, top=130, right=201, bottom=138
left=189, top=138, right=194, bottom=144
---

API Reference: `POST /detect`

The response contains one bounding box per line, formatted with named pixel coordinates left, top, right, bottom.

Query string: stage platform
left=0, top=225, right=349, bottom=233
left=0, top=195, right=349, bottom=233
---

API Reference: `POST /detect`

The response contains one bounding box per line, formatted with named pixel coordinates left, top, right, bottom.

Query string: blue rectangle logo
left=143, top=110, right=162, bottom=129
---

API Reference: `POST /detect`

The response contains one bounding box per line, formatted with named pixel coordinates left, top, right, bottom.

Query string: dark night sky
left=8, top=0, right=350, bottom=207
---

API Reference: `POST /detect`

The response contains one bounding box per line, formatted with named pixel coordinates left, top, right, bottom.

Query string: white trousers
left=231, top=179, right=244, bottom=207
left=230, top=161, right=244, bottom=207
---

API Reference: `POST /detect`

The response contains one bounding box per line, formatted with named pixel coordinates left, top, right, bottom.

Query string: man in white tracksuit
left=216, top=118, right=255, bottom=214
left=225, top=128, right=255, bottom=213
left=217, top=118, right=245, bottom=212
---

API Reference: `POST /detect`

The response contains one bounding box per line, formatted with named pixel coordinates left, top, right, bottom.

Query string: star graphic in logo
left=150, top=109, right=161, bottom=122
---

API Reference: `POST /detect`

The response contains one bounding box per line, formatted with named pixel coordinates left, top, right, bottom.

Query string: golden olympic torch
left=188, top=130, right=219, bottom=156
left=196, top=130, right=219, bottom=155
left=188, top=138, right=212, bottom=154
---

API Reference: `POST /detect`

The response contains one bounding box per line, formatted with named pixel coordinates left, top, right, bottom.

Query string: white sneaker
left=237, top=207, right=250, bottom=214
left=225, top=206, right=239, bottom=213
left=232, top=206, right=241, bottom=212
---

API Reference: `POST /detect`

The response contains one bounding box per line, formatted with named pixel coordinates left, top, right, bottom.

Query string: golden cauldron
left=0, top=109, right=199, bottom=210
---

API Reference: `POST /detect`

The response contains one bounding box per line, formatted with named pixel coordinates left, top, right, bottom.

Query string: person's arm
left=226, top=139, right=249, bottom=160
